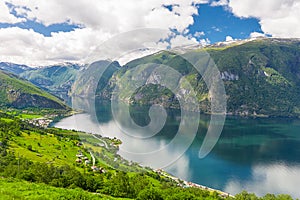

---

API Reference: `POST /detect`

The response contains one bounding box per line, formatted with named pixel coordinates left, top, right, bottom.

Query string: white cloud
left=0, top=1, right=25, bottom=23
left=169, top=34, right=198, bottom=47
left=0, top=0, right=208, bottom=66
left=211, top=0, right=229, bottom=7
left=0, top=26, right=115, bottom=66
left=227, top=0, right=300, bottom=38
left=194, top=31, right=205, bottom=38
left=250, top=32, right=266, bottom=38
left=1, top=0, right=298, bottom=66
left=6, top=0, right=205, bottom=33
left=225, top=35, right=233, bottom=41
left=199, top=38, right=211, bottom=45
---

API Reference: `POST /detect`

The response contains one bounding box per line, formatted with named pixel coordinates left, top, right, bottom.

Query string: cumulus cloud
left=1, top=0, right=298, bottom=66
left=225, top=35, right=233, bottom=41
left=0, top=0, right=208, bottom=66
left=199, top=38, right=211, bottom=45
left=211, top=0, right=229, bottom=7
left=0, top=26, right=112, bottom=66
left=250, top=32, right=267, bottom=38
left=0, top=1, right=25, bottom=23
left=227, top=0, right=300, bottom=38
left=194, top=31, right=205, bottom=38
left=169, top=34, right=198, bottom=47
left=8, top=0, right=207, bottom=32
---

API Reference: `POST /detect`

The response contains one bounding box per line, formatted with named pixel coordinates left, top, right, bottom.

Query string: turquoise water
left=54, top=100, right=300, bottom=198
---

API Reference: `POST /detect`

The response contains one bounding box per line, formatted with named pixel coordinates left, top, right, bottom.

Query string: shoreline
left=155, top=169, right=234, bottom=198
left=73, top=96, right=300, bottom=119
left=52, top=112, right=235, bottom=198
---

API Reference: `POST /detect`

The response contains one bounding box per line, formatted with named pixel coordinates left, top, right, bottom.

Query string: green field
left=0, top=178, right=128, bottom=200
left=9, top=131, right=83, bottom=167
left=17, top=114, right=43, bottom=119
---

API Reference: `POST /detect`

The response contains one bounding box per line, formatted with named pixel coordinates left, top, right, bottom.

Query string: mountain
left=71, top=60, right=120, bottom=97
left=0, top=61, right=120, bottom=102
left=0, top=62, right=31, bottom=75
left=19, top=63, right=81, bottom=99
left=96, top=38, right=300, bottom=117
left=0, top=70, right=68, bottom=109
left=2, top=38, right=299, bottom=117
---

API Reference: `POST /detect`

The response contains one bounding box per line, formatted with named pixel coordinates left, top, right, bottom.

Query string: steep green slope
left=206, top=38, right=300, bottom=116
left=0, top=178, right=123, bottom=200
left=0, top=111, right=232, bottom=200
left=0, top=70, right=67, bottom=109
left=20, top=63, right=80, bottom=99
left=71, top=60, right=120, bottom=97
left=98, top=38, right=300, bottom=117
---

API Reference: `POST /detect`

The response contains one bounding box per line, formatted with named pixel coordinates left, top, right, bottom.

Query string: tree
left=235, top=191, right=259, bottom=200
left=130, top=173, right=150, bottom=197
left=137, top=187, right=163, bottom=200
left=107, top=171, right=133, bottom=197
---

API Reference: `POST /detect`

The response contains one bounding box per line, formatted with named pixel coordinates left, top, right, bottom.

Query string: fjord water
left=54, top=100, right=300, bottom=198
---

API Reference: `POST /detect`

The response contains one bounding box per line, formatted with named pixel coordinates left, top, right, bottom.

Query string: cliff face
left=71, top=61, right=120, bottom=98
left=0, top=70, right=67, bottom=110
left=96, top=38, right=300, bottom=117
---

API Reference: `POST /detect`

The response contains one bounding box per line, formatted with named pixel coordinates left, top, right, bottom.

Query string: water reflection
left=225, top=164, right=300, bottom=198
left=54, top=99, right=300, bottom=198
left=55, top=111, right=196, bottom=169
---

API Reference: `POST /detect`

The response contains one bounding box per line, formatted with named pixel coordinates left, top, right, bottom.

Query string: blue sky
left=188, top=4, right=264, bottom=43
left=0, top=0, right=298, bottom=66
left=0, top=21, right=80, bottom=37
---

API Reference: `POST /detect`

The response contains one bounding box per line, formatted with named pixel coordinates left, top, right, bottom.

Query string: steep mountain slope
left=71, top=60, right=120, bottom=97
left=0, top=70, right=68, bottom=109
left=207, top=38, right=300, bottom=116
left=3, top=38, right=298, bottom=117
left=20, top=63, right=81, bottom=99
left=97, top=38, right=300, bottom=117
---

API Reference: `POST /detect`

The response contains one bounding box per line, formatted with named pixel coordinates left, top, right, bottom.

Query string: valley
left=2, top=38, right=299, bottom=117
left=0, top=37, right=299, bottom=199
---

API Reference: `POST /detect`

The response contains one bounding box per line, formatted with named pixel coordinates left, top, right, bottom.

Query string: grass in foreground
left=0, top=178, right=128, bottom=200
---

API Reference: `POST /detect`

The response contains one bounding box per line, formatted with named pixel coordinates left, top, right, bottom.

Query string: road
left=89, top=151, right=96, bottom=166
left=92, top=134, right=108, bottom=148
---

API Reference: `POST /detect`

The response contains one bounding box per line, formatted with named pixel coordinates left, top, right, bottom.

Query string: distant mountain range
left=0, top=62, right=31, bottom=74
left=1, top=38, right=299, bottom=117
left=0, top=70, right=68, bottom=109
left=20, top=63, right=82, bottom=100
left=95, top=38, right=300, bottom=117
left=0, top=62, right=83, bottom=101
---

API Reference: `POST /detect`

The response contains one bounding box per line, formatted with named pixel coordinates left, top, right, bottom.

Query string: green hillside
left=5, top=38, right=299, bottom=117
left=0, top=178, right=124, bottom=200
left=207, top=38, right=300, bottom=117
left=0, top=108, right=294, bottom=199
left=20, top=63, right=80, bottom=99
left=0, top=70, right=68, bottom=109
left=0, top=111, right=234, bottom=200
left=71, top=60, right=120, bottom=97
left=97, top=38, right=300, bottom=117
